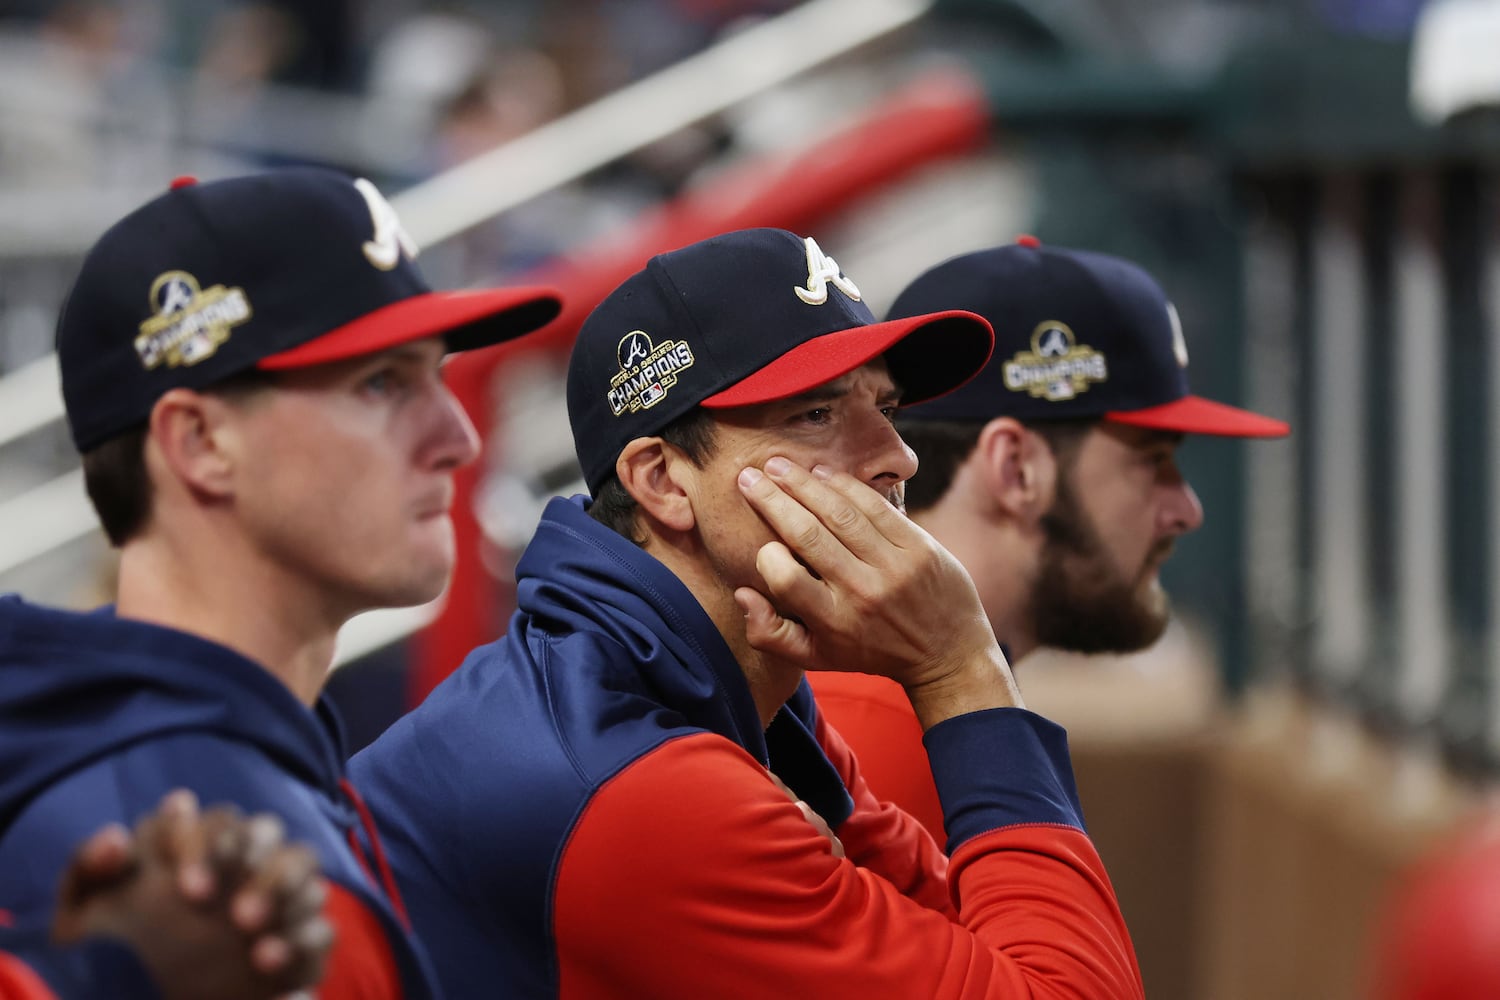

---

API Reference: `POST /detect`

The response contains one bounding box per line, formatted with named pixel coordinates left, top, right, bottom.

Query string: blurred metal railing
left=914, top=3, right=1500, bottom=775
left=1230, top=37, right=1500, bottom=774
left=0, top=0, right=935, bottom=664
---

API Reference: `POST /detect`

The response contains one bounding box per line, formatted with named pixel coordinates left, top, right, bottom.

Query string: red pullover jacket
left=355, top=496, right=1145, bottom=999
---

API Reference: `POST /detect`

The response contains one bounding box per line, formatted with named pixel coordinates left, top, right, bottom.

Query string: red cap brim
left=1106, top=395, right=1290, bottom=438
left=256, top=286, right=562, bottom=370
left=699, top=309, right=993, bottom=409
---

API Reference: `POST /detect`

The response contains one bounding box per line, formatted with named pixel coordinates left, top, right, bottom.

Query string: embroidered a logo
left=1003, top=321, right=1108, bottom=402
left=354, top=177, right=417, bottom=270
left=134, top=270, right=252, bottom=370
left=794, top=237, right=861, bottom=305
left=607, top=330, right=696, bottom=415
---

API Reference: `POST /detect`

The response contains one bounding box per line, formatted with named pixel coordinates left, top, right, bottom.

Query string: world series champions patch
left=607, top=330, right=696, bottom=415
left=135, top=270, right=252, bottom=370
left=1003, top=320, right=1108, bottom=402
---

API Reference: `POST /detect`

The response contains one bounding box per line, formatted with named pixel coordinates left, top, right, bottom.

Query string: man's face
left=1027, top=422, right=1204, bottom=654
left=224, top=337, right=480, bottom=619
left=684, top=359, right=917, bottom=601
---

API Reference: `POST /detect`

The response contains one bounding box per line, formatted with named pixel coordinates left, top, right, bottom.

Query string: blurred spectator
left=1369, top=811, right=1500, bottom=1000
left=364, top=7, right=497, bottom=115
left=187, top=0, right=358, bottom=91
left=0, top=1, right=131, bottom=187
left=435, top=47, right=565, bottom=166
left=428, top=46, right=582, bottom=272
left=195, top=4, right=300, bottom=92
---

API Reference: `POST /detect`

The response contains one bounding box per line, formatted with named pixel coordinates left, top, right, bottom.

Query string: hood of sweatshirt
left=0, top=595, right=347, bottom=830
left=512, top=496, right=852, bottom=825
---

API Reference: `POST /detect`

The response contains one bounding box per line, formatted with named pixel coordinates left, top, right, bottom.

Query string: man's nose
left=859, top=418, right=919, bottom=490
left=1161, top=478, right=1204, bottom=536
left=427, top=385, right=482, bottom=471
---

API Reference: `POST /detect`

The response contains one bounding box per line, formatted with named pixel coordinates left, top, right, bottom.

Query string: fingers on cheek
left=739, top=470, right=808, bottom=525
left=754, top=542, right=792, bottom=586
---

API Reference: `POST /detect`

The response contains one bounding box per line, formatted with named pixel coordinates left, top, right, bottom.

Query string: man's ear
left=615, top=437, right=696, bottom=533
left=144, top=388, right=239, bottom=501
left=973, top=416, right=1057, bottom=522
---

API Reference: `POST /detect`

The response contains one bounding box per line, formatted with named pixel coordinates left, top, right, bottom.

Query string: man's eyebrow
left=369, top=342, right=443, bottom=366
left=1133, top=429, right=1185, bottom=450
left=776, top=382, right=850, bottom=407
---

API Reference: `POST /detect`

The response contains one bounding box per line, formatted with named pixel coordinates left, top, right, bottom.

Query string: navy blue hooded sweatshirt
left=351, top=495, right=1143, bottom=1000
left=0, top=596, right=438, bottom=997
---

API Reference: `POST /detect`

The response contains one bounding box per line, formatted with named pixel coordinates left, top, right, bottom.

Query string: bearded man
left=810, top=236, right=1291, bottom=840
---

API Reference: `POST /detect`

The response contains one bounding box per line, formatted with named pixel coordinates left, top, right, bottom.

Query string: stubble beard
left=1027, top=474, right=1172, bottom=656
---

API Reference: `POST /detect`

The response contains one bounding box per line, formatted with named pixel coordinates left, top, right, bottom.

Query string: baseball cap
left=566, top=227, right=995, bottom=494
left=890, top=236, right=1289, bottom=437
left=57, top=167, right=564, bottom=452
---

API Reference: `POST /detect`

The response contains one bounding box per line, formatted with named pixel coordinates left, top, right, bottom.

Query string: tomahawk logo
left=155, top=274, right=196, bottom=315
left=618, top=331, right=651, bottom=369
left=354, top=178, right=417, bottom=271
left=794, top=237, right=861, bottom=306
left=1036, top=324, right=1071, bottom=358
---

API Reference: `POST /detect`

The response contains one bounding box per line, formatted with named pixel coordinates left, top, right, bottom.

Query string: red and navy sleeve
left=0, top=888, right=407, bottom=1000
left=0, top=950, right=59, bottom=1000
left=0, top=934, right=157, bottom=1000
left=318, top=882, right=406, bottom=1000
left=808, top=670, right=948, bottom=841
left=811, top=698, right=954, bottom=918
left=552, top=709, right=1144, bottom=1000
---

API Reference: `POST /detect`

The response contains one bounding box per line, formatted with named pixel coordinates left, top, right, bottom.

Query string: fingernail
left=235, top=892, right=269, bottom=929
left=162, top=788, right=198, bottom=815
left=738, top=467, right=763, bottom=488
left=93, top=824, right=130, bottom=849
left=180, top=863, right=213, bottom=900
left=765, top=456, right=791, bottom=476
left=252, top=936, right=290, bottom=972
left=811, top=464, right=832, bottom=480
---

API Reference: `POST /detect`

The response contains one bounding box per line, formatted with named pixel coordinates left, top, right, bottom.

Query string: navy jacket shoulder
left=1, top=927, right=158, bottom=1000
left=0, top=595, right=435, bottom=996
left=353, top=496, right=851, bottom=998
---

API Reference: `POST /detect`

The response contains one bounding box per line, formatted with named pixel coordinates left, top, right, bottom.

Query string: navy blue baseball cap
left=567, top=227, right=995, bottom=494
left=891, top=236, right=1289, bottom=437
left=58, top=167, right=564, bottom=452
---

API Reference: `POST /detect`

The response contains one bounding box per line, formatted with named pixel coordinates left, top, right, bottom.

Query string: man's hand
left=736, top=457, right=1023, bottom=728
left=51, top=790, right=332, bottom=1000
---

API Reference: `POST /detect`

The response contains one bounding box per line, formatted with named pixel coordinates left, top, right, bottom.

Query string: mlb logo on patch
left=606, top=330, right=696, bottom=416
left=639, top=380, right=667, bottom=408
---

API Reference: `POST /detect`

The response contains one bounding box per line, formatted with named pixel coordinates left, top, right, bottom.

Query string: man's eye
left=1145, top=450, right=1176, bottom=473
left=362, top=370, right=400, bottom=396
left=802, top=408, right=831, bottom=424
